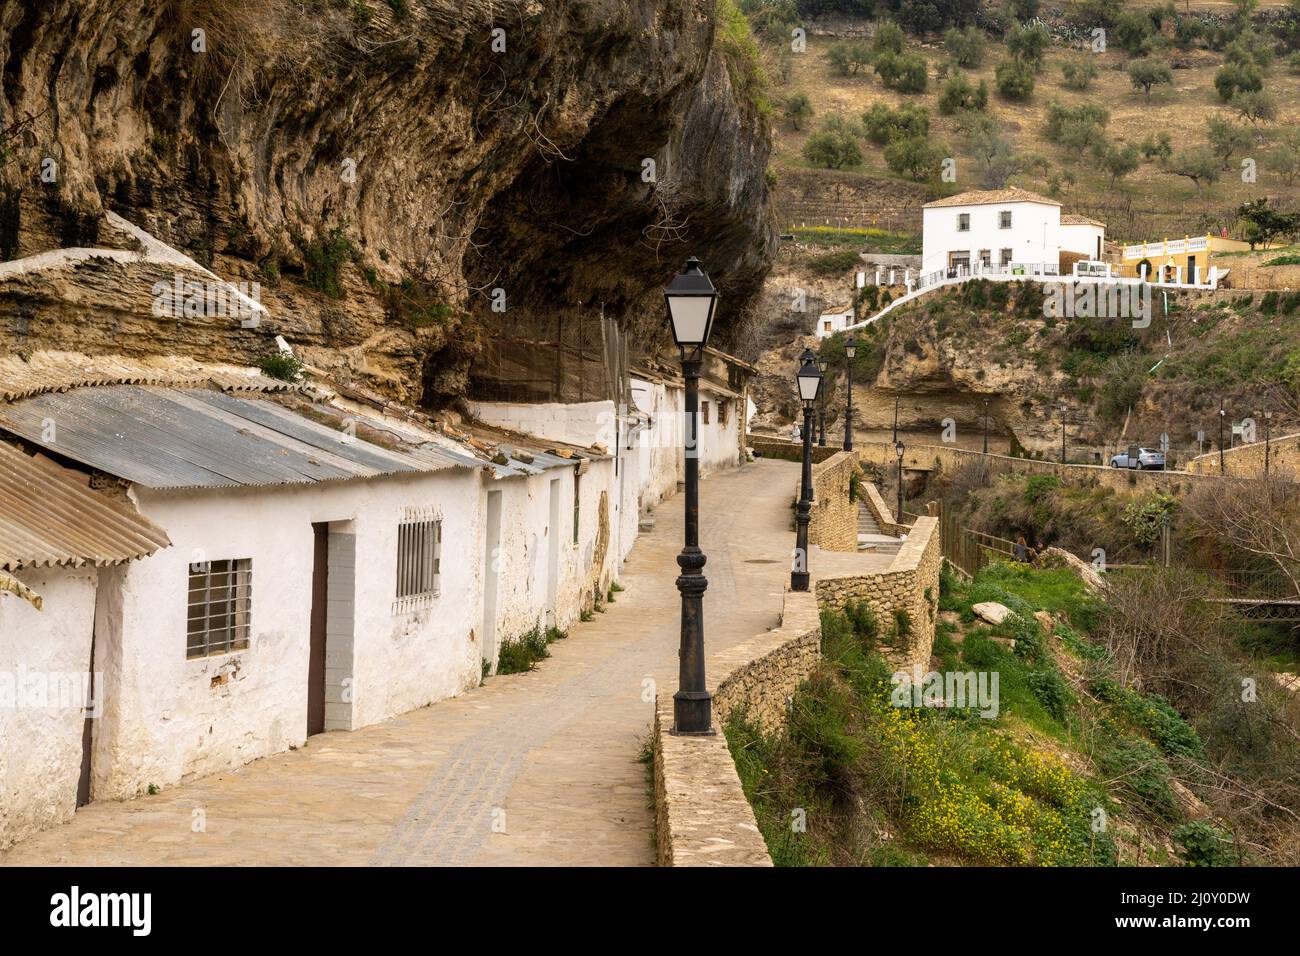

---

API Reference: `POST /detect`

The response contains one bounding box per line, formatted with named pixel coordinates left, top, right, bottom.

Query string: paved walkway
left=2, top=459, right=804, bottom=866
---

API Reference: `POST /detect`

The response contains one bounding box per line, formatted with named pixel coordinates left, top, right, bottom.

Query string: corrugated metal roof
left=0, top=441, right=171, bottom=572
left=0, top=353, right=307, bottom=403
left=0, top=385, right=475, bottom=490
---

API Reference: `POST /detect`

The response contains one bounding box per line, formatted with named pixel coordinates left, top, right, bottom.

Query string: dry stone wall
left=1185, top=432, right=1300, bottom=477
left=855, top=442, right=1219, bottom=496
left=808, top=452, right=859, bottom=553
left=653, top=589, right=820, bottom=867
left=815, top=517, right=940, bottom=673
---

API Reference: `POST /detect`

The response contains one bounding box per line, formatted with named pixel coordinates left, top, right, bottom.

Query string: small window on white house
left=1000, top=248, right=1013, bottom=265
left=823, top=320, right=832, bottom=332
left=999, top=210, right=1012, bottom=229
left=396, top=519, right=441, bottom=599
left=187, top=559, right=252, bottom=659
left=701, top=400, right=711, bottom=425
left=718, top=400, right=729, bottom=427
left=957, top=213, right=970, bottom=232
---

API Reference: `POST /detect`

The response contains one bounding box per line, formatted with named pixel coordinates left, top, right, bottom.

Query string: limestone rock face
left=0, top=0, right=776, bottom=405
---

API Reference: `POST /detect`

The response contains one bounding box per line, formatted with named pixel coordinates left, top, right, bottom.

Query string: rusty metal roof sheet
left=0, top=385, right=475, bottom=490
left=0, top=441, right=171, bottom=572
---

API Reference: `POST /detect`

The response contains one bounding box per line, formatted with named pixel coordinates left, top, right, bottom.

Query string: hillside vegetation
left=729, top=560, right=1300, bottom=866
left=745, top=0, right=1300, bottom=240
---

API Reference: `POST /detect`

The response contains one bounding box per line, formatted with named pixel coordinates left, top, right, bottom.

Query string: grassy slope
left=727, top=562, right=1246, bottom=867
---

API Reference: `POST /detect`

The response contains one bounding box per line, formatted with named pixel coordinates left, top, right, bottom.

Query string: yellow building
left=1118, top=234, right=1258, bottom=285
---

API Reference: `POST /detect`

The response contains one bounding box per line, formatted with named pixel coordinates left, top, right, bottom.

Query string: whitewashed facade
left=922, top=188, right=1064, bottom=278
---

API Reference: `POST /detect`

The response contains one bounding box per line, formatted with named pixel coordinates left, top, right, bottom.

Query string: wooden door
left=307, top=523, right=328, bottom=736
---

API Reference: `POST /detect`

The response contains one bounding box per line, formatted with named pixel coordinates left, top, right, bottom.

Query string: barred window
left=396, top=519, right=441, bottom=599
left=187, top=559, right=252, bottom=659
left=999, top=210, right=1012, bottom=229
left=957, top=213, right=970, bottom=231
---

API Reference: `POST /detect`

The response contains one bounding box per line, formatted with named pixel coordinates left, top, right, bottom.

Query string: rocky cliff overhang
left=0, top=0, right=776, bottom=405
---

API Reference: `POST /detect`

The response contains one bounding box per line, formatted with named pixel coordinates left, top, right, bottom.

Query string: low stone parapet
left=653, top=589, right=820, bottom=866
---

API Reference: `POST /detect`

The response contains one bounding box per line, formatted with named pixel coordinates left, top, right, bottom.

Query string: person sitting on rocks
left=1013, top=535, right=1029, bottom=563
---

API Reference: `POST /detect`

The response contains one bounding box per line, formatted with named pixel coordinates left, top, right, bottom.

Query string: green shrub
left=862, top=102, right=929, bottom=144
left=944, top=25, right=985, bottom=68
left=1061, top=60, right=1097, bottom=90
left=301, top=226, right=355, bottom=299
left=496, top=625, right=552, bottom=674
left=995, top=58, right=1035, bottom=100
left=257, top=352, right=305, bottom=382
left=807, top=248, right=860, bottom=276
left=938, top=71, right=988, bottom=114
left=1173, top=822, right=1235, bottom=866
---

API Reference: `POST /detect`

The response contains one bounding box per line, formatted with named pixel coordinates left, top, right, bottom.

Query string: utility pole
left=1219, top=402, right=1226, bottom=474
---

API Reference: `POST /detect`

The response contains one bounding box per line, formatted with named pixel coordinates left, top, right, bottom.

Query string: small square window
left=1000, top=248, right=1013, bottom=265
left=957, top=213, right=970, bottom=232
left=187, top=559, right=251, bottom=659
left=999, top=210, right=1012, bottom=229
left=701, top=401, right=711, bottom=425
left=396, top=519, right=441, bottom=599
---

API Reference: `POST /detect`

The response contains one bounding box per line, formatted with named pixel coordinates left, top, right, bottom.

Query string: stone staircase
left=857, top=500, right=903, bottom=556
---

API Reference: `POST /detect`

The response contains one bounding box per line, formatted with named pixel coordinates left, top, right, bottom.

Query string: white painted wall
left=0, top=567, right=97, bottom=849
left=814, top=310, right=854, bottom=340
left=922, top=200, right=1061, bottom=275
left=487, top=457, right=619, bottom=652
left=90, top=467, right=485, bottom=798
left=1060, top=222, right=1105, bottom=260
left=468, top=400, right=617, bottom=451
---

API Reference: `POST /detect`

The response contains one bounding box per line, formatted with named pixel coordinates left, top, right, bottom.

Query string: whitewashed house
left=1059, top=214, right=1107, bottom=262
left=0, top=340, right=749, bottom=849
left=0, top=440, right=170, bottom=849
left=815, top=306, right=855, bottom=340
left=922, top=188, right=1105, bottom=279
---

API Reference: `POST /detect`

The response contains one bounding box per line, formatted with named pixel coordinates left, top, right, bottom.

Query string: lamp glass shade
left=796, top=353, right=822, bottom=402
left=895, top=441, right=905, bottom=460
left=664, top=257, right=718, bottom=347
left=845, top=337, right=857, bottom=359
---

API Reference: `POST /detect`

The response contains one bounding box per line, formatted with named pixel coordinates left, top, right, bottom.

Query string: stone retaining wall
left=653, top=518, right=944, bottom=866
left=808, top=452, right=859, bottom=553
left=860, top=479, right=904, bottom=535
left=653, top=589, right=821, bottom=867
left=855, top=441, right=1216, bottom=495
left=748, top=435, right=841, bottom=464
left=815, top=516, right=941, bottom=673
left=1185, top=431, right=1300, bottom=477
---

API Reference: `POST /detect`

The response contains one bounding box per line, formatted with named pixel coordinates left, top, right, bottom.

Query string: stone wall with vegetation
left=808, top=451, right=859, bottom=553
left=653, top=589, right=820, bottom=867
left=815, top=516, right=940, bottom=673
left=1185, top=431, right=1300, bottom=477
left=855, top=442, right=1217, bottom=496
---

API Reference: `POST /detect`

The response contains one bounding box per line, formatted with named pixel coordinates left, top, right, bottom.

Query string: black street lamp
left=793, top=350, right=823, bottom=592
left=664, top=256, right=718, bottom=736
left=982, top=397, right=990, bottom=455
left=1265, top=409, right=1272, bottom=477
left=895, top=439, right=906, bottom=522
left=1219, top=402, right=1226, bottom=474
left=817, top=357, right=828, bottom=447
left=843, top=337, right=856, bottom=451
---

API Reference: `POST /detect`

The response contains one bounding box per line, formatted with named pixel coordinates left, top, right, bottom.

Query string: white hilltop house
left=921, top=187, right=1105, bottom=280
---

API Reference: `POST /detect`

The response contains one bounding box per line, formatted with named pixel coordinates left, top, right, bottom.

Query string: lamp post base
left=790, top=570, right=809, bottom=592
left=671, top=689, right=717, bottom=737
